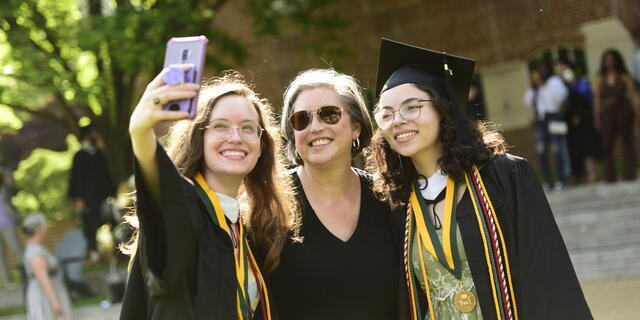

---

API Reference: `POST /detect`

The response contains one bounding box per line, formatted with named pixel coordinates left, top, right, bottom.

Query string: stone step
left=561, top=226, right=640, bottom=251
left=554, top=206, right=640, bottom=225
left=552, top=204, right=640, bottom=218
left=557, top=215, right=640, bottom=236
left=550, top=197, right=640, bottom=215
left=574, top=261, right=640, bottom=282
left=536, top=181, right=640, bottom=282
left=569, top=242, right=640, bottom=264
left=553, top=199, right=640, bottom=210
left=570, top=244, right=640, bottom=281
left=546, top=181, right=640, bottom=207
left=555, top=205, right=640, bottom=251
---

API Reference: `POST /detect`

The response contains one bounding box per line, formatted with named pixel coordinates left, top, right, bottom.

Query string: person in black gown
left=68, top=124, right=115, bottom=262
left=368, top=39, right=592, bottom=320
left=269, top=69, right=401, bottom=319
left=120, top=70, right=299, bottom=319
left=558, top=58, right=600, bottom=183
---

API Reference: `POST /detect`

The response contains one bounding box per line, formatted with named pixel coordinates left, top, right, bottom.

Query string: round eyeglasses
left=203, top=120, right=263, bottom=142
left=373, top=99, right=432, bottom=129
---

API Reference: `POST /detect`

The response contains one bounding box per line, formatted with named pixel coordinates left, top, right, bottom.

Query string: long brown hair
left=123, top=71, right=300, bottom=272
left=367, top=83, right=507, bottom=205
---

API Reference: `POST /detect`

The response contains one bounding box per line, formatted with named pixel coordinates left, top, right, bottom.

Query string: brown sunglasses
left=289, top=106, right=343, bottom=131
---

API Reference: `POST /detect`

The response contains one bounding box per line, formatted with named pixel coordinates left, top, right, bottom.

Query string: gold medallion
left=453, top=290, right=477, bottom=313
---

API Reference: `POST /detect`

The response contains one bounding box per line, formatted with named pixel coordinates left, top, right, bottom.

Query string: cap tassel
left=442, top=54, right=471, bottom=145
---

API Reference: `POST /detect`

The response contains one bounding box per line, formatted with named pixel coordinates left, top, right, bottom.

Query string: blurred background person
left=593, top=48, right=639, bottom=182
left=524, top=63, right=571, bottom=190
left=466, top=77, right=487, bottom=121
left=68, top=124, right=116, bottom=263
left=22, top=214, right=74, bottom=320
left=54, top=228, right=93, bottom=299
left=558, top=58, right=601, bottom=183
left=0, top=165, right=23, bottom=288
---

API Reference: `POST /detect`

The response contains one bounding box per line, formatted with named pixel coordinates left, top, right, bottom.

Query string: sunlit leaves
left=2, top=0, right=347, bottom=191
left=12, top=135, right=80, bottom=221
left=0, top=105, right=23, bottom=133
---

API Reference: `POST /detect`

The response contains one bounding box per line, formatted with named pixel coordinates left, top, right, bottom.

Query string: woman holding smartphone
left=269, top=69, right=400, bottom=320
left=120, top=69, right=298, bottom=320
left=368, top=39, right=592, bottom=320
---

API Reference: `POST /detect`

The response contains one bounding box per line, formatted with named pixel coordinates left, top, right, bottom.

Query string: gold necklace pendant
left=453, top=289, right=477, bottom=313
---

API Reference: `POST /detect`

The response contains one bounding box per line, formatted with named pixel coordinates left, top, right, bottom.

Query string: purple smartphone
left=162, top=36, right=208, bottom=119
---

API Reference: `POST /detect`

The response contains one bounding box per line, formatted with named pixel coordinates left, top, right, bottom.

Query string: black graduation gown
left=395, top=153, right=593, bottom=320
left=68, top=147, right=115, bottom=211
left=120, top=143, right=276, bottom=320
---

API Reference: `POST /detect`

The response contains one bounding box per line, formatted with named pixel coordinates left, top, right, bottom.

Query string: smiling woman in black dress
left=269, top=69, right=401, bottom=320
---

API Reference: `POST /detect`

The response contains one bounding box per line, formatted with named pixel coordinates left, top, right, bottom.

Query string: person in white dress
left=22, top=214, right=74, bottom=320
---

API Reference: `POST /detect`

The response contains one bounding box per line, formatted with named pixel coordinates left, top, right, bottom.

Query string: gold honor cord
left=417, top=231, right=436, bottom=320
left=462, top=165, right=519, bottom=320
left=410, top=178, right=461, bottom=278
left=194, top=172, right=252, bottom=320
left=465, top=166, right=518, bottom=320
left=247, top=245, right=272, bottom=320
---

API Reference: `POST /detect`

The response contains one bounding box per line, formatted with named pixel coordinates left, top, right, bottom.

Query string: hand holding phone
left=162, top=36, right=208, bottom=119
left=163, top=66, right=196, bottom=86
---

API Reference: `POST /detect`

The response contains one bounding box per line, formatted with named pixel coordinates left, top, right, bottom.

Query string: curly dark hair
left=366, top=83, right=507, bottom=205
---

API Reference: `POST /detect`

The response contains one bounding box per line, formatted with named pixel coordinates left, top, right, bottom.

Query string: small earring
left=352, top=137, right=360, bottom=151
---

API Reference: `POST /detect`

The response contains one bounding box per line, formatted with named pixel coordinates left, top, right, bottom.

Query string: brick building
left=214, top=0, right=640, bottom=170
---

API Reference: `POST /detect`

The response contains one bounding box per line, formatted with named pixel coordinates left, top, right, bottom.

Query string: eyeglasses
left=373, top=99, right=432, bottom=129
left=203, top=119, right=263, bottom=142
left=289, top=106, right=343, bottom=131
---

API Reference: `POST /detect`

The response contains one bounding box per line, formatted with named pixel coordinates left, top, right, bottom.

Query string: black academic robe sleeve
left=500, top=156, right=593, bottom=319
left=130, top=143, right=198, bottom=301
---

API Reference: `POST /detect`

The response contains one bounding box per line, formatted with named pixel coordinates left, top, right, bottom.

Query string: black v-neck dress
left=269, top=169, right=401, bottom=320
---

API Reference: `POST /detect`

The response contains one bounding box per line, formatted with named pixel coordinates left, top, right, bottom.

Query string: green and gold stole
left=404, top=165, right=519, bottom=320
left=193, top=172, right=272, bottom=320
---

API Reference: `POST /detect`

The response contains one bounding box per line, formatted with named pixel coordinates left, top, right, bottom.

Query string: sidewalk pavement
left=582, top=276, right=640, bottom=320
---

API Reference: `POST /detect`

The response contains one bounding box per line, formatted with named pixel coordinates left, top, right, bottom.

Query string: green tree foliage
left=0, top=0, right=344, bottom=185
left=12, top=135, right=80, bottom=221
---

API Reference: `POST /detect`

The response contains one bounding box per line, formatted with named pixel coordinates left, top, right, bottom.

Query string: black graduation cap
left=375, top=38, right=476, bottom=144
